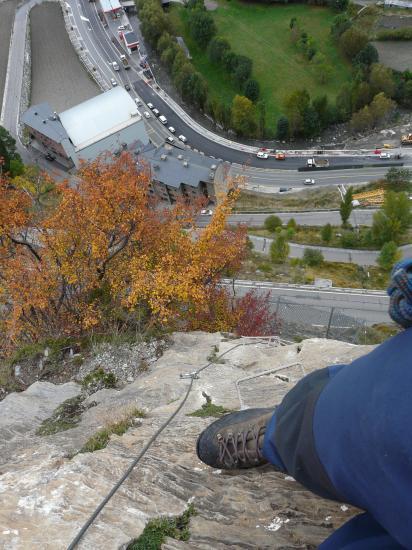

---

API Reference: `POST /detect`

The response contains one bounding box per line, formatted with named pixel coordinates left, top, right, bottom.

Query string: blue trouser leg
left=319, top=513, right=404, bottom=549
left=262, top=410, right=287, bottom=472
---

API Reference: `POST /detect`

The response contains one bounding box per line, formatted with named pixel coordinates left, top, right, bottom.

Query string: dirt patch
left=0, top=0, right=19, bottom=108
left=30, top=2, right=99, bottom=112
left=204, top=0, right=218, bottom=10
left=372, top=40, right=412, bottom=71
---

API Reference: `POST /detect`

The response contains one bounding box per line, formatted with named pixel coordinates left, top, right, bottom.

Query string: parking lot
left=30, top=2, right=99, bottom=112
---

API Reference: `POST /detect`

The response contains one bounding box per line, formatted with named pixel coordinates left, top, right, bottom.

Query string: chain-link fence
left=269, top=298, right=395, bottom=345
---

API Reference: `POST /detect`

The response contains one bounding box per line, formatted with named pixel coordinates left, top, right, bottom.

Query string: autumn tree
left=231, top=95, right=256, bottom=136
left=369, top=92, right=395, bottom=125
left=339, top=27, right=368, bottom=60
left=0, top=154, right=246, bottom=347
left=369, top=63, right=395, bottom=98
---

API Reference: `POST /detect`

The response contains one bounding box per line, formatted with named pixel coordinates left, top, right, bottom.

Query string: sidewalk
left=249, top=235, right=412, bottom=267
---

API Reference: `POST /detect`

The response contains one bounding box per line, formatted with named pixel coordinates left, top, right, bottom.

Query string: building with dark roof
left=138, top=144, right=220, bottom=204
left=121, top=31, right=139, bottom=52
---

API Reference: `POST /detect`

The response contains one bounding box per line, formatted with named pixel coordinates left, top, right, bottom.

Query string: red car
left=374, top=149, right=382, bottom=155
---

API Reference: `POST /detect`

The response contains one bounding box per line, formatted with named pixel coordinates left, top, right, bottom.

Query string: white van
left=159, top=115, right=168, bottom=125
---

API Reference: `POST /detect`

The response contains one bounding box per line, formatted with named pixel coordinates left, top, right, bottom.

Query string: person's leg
left=319, top=513, right=404, bottom=550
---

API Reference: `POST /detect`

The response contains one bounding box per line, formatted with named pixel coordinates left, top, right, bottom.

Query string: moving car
left=379, top=152, right=391, bottom=159
left=110, top=78, right=117, bottom=87
left=201, top=209, right=213, bottom=215
left=257, top=151, right=268, bottom=159
left=166, top=136, right=174, bottom=144
left=374, top=149, right=382, bottom=155
left=147, top=102, right=154, bottom=110
left=276, top=152, right=286, bottom=160
left=143, top=111, right=151, bottom=119
left=168, top=126, right=175, bottom=133
left=153, top=108, right=160, bottom=117
left=159, top=115, right=168, bottom=124
left=303, top=178, right=315, bottom=185
left=118, top=25, right=126, bottom=30
left=178, top=134, right=187, bottom=143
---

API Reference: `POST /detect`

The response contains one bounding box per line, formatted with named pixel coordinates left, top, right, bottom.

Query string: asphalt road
left=230, top=163, right=412, bottom=188
left=222, top=279, right=391, bottom=325
left=195, top=209, right=377, bottom=227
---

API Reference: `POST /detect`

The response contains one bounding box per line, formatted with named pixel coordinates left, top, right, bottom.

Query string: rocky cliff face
left=0, top=333, right=372, bottom=549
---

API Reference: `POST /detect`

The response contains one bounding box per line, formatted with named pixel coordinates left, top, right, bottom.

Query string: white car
left=143, top=111, right=151, bottom=119
left=118, top=25, right=126, bottom=31
left=159, top=115, right=167, bottom=125
left=379, top=152, right=391, bottom=159
left=147, top=102, right=154, bottom=110
left=201, top=209, right=213, bottom=216
left=112, top=61, right=120, bottom=71
left=168, top=126, right=175, bottom=133
left=303, top=178, right=315, bottom=185
left=166, top=136, right=174, bottom=144
left=110, top=78, right=117, bottom=87
left=134, top=97, right=142, bottom=106
left=153, top=108, right=160, bottom=117
left=178, top=134, right=187, bottom=143
left=257, top=151, right=269, bottom=159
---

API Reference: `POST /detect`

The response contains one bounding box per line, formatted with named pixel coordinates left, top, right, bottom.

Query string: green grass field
left=168, top=1, right=351, bottom=132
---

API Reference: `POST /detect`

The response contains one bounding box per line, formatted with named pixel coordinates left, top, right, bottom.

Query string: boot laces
left=217, top=425, right=265, bottom=467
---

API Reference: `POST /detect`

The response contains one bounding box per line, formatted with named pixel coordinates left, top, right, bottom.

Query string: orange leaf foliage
left=0, top=154, right=246, bottom=346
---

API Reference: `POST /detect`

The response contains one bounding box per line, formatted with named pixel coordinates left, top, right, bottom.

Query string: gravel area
left=30, top=2, right=99, bottom=112
left=378, top=14, right=412, bottom=28
left=0, top=0, right=19, bottom=109
left=372, top=40, right=412, bottom=71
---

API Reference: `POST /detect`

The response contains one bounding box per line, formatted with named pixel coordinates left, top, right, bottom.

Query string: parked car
left=124, top=84, right=130, bottom=91
left=303, top=178, right=315, bottom=185
left=257, top=151, right=268, bottom=159
left=110, top=78, right=117, bottom=87
left=374, top=149, right=382, bottom=155
left=112, top=61, right=120, bottom=71
left=166, top=136, right=174, bottom=144
left=279, top=187, right=291, bottom=193
left=118, top=25, right=126, bottom=31
left=139, top=61, right=147, bottom=69
left=178, top=134, right=187, bottom=143
left=153, top=108, right=160, bottom=117
left=143, top=111, right=151, bottom=119
left=379, top=152, right=391, bottom=159
left=168, top=126, right=175, bottom=133
left=201, top=209, right=213, bottom=215
left=134, top=97, right=142, bottom=106
left=147, top=102, right=154, bottom=110
left=159, top=115, right=168, bottom=125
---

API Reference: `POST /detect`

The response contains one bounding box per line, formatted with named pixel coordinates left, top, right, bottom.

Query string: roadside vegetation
left=233, top=186, right=342, bottom=212
left=240, top=252, right=389, bottom=289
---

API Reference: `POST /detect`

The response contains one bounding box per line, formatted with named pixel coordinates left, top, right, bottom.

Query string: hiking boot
left=196, top=408, right=274, bottom=469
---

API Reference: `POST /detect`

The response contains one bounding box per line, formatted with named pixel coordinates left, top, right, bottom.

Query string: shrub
left=340, top=231, right=359, bottom=248
left=377, top=241, right=401, bottom=271
left=321, top=223, right=333, bottom=243
left=303, top=248, right=324, bottom=266
left=270, top=232, right=289, bottom=263
left=244, top=79, right=260, bottom=102
left=264, top=215, right=282, bottom=232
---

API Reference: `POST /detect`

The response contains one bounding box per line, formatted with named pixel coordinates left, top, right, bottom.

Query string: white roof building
left=23, top=88, right=150, bottom=169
